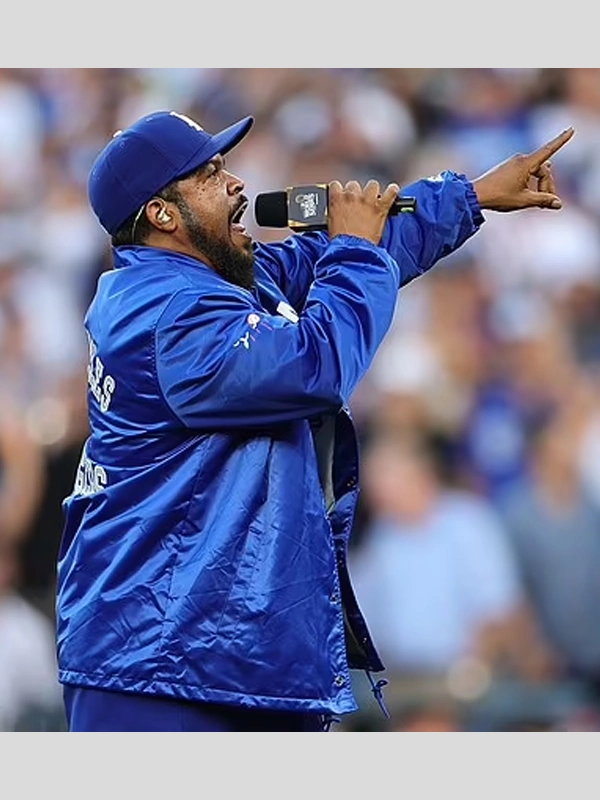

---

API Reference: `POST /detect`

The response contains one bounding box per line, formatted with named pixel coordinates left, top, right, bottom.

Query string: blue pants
left=63, top=685, right=327, bottom=732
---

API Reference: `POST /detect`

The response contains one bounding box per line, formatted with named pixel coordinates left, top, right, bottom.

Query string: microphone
left=254, top=183, right=417, bottom=231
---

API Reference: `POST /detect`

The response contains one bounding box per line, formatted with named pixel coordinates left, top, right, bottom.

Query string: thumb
left=524, top=189, right=563, bottom=210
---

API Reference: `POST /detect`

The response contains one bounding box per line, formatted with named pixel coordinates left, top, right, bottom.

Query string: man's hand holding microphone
left=326, top=179, right=402, bottom=245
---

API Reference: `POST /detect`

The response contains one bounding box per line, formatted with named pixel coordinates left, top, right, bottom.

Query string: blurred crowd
left=2, top=68, right=600, bottom=732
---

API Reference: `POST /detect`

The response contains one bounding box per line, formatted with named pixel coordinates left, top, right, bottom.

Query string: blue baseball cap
left=88, top=110, right=254, bottom=236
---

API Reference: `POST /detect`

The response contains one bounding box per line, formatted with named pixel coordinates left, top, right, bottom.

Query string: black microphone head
left=254, top=191, right=289, bottom=228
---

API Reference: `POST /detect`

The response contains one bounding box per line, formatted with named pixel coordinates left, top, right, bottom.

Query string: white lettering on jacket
left=86, top=332, right=116, bottom=413
left=73, top=444, right=108, bottom=496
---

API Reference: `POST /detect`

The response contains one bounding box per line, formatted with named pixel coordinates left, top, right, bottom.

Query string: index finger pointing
left=528, top=127, right=575, bottom=168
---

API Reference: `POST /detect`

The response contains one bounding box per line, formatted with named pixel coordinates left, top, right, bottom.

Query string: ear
left=146, top=199, right=175, bottom=230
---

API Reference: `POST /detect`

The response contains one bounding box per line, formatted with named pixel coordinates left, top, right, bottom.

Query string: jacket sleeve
left=254, top=171, right=484, bottom=309
left=380, top=170, right=485, bottom=288
left=155, top=236, right=400, bottom=429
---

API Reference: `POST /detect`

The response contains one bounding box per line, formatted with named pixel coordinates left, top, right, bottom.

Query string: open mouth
left=230, top=200, right=251, bottom=241
left=230, top=200, right=248, bottom=226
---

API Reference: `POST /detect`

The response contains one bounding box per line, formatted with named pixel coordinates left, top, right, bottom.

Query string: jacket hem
left=58, top=669, right=359, bottom=716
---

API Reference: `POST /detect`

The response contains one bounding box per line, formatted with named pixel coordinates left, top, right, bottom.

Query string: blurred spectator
left=0, top=540, right=65, bottom=731
left=498, top=398, right=600, bottom=705
left=18, top=373, right=89, bottom=617
left=0, top=246, right=86, bottom=409
left=0, top=394, right=63, bottom=731
left=0, top=70, right=46, bottom=207
left=455, top=287, right=584, bottom=504
left=0, top=392, right=44, bottom=548
left=349, top=428, right=554, bottom=683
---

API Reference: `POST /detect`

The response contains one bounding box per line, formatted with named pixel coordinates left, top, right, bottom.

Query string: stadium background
left=2, top=67, right=600, bottom=732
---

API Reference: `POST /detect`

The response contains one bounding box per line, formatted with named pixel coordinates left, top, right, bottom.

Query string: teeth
left=232, top=202, right=247, bottom=223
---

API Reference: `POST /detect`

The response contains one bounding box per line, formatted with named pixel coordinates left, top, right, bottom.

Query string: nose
left=226, top=170, right=245, bottom=195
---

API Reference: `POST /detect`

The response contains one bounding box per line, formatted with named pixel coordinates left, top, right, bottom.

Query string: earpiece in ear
left=158, top=209, right=172, bottom=224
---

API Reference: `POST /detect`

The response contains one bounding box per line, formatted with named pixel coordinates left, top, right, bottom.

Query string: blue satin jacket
left=56, top=171, right=484, bottom=716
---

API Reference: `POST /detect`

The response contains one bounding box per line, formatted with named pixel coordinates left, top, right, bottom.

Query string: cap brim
left=210, top=115, right=254, bottom=158
left=174, top=115, right=254, bottom=180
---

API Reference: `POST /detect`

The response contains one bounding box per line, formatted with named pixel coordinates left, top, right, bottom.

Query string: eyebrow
left=181, top=155, right=226, bottom=185
left=204, top=154, right=225, bottom=172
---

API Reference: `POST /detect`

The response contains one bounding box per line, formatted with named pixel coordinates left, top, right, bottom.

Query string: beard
left=179, top=201, right=256, bottom=290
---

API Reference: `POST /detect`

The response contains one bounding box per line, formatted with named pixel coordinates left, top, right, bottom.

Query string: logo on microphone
left=293, top=191, right=319, bottom=220
left=285, top=184, right=329, bottom=230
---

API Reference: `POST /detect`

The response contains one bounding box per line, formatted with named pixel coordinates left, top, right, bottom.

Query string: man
left=55, top=109, right=574, bottom=732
